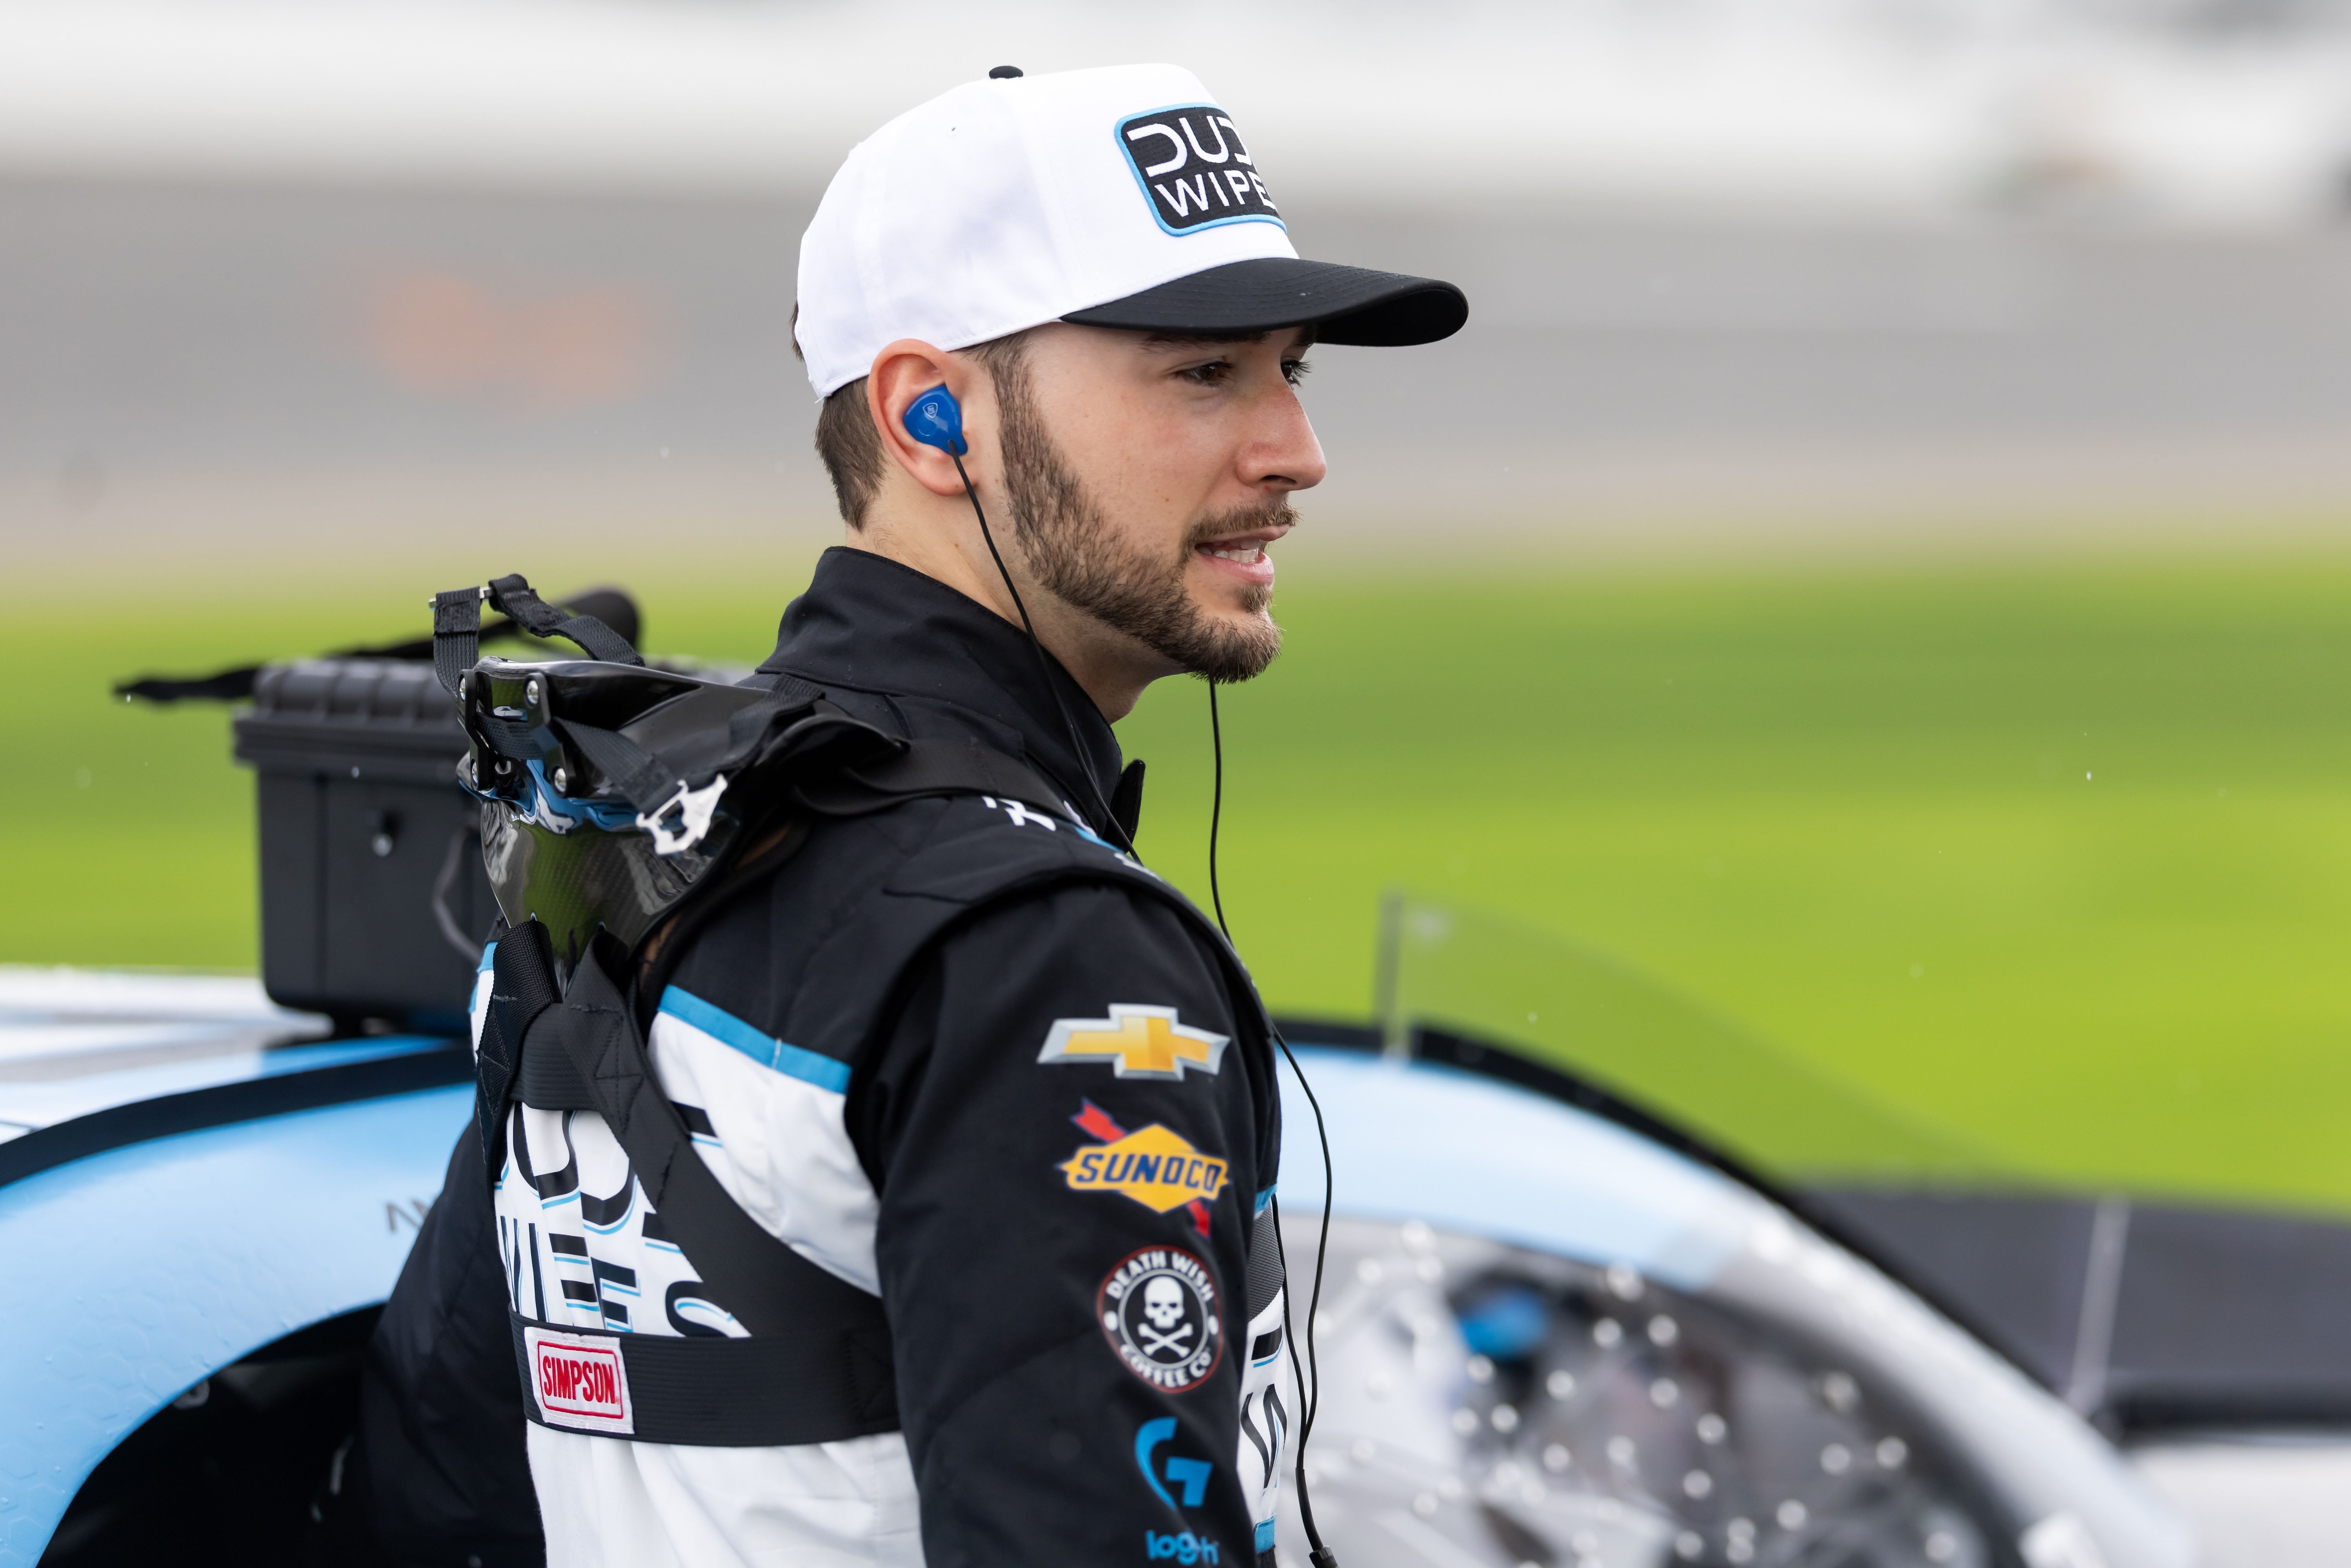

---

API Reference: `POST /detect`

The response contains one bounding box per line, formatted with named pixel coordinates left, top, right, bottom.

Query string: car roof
left=0, top=967, right=450, bottom=1143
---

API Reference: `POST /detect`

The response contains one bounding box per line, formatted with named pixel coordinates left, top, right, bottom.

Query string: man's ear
left=868, top=340, right=981, bottom=500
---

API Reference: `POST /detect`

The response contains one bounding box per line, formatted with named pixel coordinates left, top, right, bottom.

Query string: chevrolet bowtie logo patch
left=1036, top=1005, right=1229, bottom=1081
left=1061, top=1102, right=1227, bottom=1232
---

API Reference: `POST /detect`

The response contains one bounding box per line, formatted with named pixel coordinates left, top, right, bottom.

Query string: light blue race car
left=0, top=961, right=2198, bottom=1568
left=0, top=969, right=467, bottom=1565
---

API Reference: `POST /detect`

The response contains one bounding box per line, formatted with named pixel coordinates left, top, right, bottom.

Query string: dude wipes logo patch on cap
left=1116, top=106, right=1281, bottom=235
left=525, top=1326, right=634, bottom=1435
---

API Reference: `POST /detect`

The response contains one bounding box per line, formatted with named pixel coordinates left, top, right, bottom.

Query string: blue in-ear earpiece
left=903, top=385, right=968, bottom=456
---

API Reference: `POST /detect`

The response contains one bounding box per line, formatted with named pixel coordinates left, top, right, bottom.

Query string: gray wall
left=9, top=178, right=2351, bottom=578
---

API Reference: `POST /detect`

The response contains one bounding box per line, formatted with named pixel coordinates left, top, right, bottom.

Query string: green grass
left=13, top=554, right=2351, bottom=1212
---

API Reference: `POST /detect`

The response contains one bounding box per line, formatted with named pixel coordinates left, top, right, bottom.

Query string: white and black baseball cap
left=795, top=62, right=1468, bottom=398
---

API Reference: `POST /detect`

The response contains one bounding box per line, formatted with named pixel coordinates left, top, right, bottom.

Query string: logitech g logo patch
left=1116, top=106, right=1280, bottom=235
left=1101, top=1246, right=1223, bottom=1392
left=1136, top=1416, right=1216, bottom=1509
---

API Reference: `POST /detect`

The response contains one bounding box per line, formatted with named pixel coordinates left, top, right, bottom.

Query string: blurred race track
left=8, top=178, right=2351, bottom=580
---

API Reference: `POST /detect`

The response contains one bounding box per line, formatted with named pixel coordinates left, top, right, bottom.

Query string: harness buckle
left=637, top=773, right=728, bottom=856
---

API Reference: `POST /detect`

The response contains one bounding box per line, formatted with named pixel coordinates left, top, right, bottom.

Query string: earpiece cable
left=949, top=451, right=1138, bottom=857
left=1205, top=676, right=1231, bottom=935
left=1209, top=680, right=1342, bottom=1568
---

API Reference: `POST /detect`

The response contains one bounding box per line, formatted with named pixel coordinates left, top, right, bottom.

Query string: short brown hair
left=813, top=380, right=886, bottom=529
left=808, top=330, right=1032, bottom=530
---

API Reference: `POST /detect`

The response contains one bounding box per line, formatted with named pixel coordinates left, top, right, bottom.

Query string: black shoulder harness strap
left=492, top=932, right=898, bottom=1446
left=793, top=733, right=1075, bottom=818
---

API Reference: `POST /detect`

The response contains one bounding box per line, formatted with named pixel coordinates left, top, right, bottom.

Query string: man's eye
left=1180, top=359, right=1234, bottom=386
left=1283, top=358, right=1312, bottom=386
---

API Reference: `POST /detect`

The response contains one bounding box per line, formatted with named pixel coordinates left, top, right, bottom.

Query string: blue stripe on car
left=658, top=987, right=851, bottom=1093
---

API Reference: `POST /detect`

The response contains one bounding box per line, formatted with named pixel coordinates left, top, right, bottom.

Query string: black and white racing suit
left=471, top=546, right=1290, bottom=1568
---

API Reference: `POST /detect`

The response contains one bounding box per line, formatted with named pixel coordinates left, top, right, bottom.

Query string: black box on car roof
left=232, top=658, right=494, bottom=1032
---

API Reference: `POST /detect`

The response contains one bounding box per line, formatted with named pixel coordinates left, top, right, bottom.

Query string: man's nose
left=1245, top=389, right=1327, bottom=495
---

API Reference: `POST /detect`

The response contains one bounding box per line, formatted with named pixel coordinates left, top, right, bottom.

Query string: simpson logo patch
left=525, top=1326, right=634, bottom=1435
left=1116, top=106, right=1280, bottom=234
left=1100, top=1245, right=1223, bottom=1392
left=1061, top=1100, right=1229, bottom=1229
left=1037, top=1005, right=1228, bottom=1081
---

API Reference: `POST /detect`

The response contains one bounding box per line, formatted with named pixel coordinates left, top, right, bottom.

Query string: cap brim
left=1061, top=257, right=1467, bottom=347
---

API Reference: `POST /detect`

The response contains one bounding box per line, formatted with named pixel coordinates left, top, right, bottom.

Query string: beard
left=993, top=356, right=1287, bottom=685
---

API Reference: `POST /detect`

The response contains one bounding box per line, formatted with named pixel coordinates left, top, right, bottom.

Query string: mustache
left=1182, top=502, right=1298, bottom=552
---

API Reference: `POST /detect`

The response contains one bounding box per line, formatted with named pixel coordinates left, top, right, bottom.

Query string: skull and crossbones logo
left=1136, top=1278, right=1196, bottom=1357
left=1100, top=1247, right=1222, bottom=1392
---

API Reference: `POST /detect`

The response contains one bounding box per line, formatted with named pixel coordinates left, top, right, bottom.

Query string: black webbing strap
left=507, top=1314, right=897, bottom=1446
left=795, top=736, right=1070, bottom=820
left=433, top=588, right=488, bottom=700
left=113, top=667, right=263, bottom=705
left=486, top=574, right=643, bottom=667
left=471, top=711, right=541, bottom=760
left=518, top=944, right=896, bottom=1424
left=474, top=920, right=556, bottom=1184
left=734, top=673, right=824, bottom=759
left=119, top=587, right=639, bottom=706
left=432, top=573, right=644, bottom=699
left=514, top=1011, right=597, bottom=1110
left=548, top=720, right=677, bottom=816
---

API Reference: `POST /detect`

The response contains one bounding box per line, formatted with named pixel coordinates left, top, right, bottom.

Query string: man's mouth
left=1190, top=523, right=1290, bottom=588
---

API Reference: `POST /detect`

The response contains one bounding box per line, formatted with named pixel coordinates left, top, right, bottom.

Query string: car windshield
left=1373, top=894, right=1997, bottom=1190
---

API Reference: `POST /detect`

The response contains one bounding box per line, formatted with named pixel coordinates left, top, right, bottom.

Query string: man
left=363, top=61, right=1463, bottom=1568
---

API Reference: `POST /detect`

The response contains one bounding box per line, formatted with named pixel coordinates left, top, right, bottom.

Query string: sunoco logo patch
left=525, top=1326, right=634, bottom=1435
left=1061, top=1100, right=1230, bottom=1220
left=1116, top=106, right=1280, bottom=234
left=1100, top=1245, right=1223, bottom=1392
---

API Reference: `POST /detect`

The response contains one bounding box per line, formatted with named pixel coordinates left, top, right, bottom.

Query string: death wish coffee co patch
left=1116, top=106, right=1282, bottom=234
left=1099, top=1245, right=1223, bottom=1392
